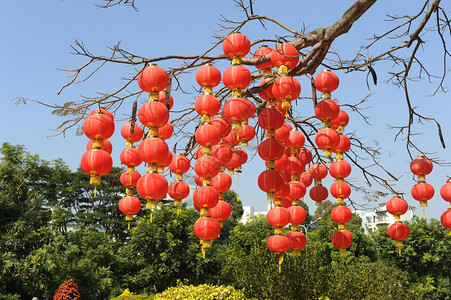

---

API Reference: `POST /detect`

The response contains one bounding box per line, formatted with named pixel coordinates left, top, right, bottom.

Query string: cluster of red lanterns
left=81, top=108, right=115, bottom=196
left=410, top=156, right=434, bottom=216
left=440, top=179, right=451, bottom=234
left=386, top=196, right=410, bottom=253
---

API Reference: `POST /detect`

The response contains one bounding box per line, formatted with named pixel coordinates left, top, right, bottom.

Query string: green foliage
left=152, top=282, right=254, bottom=300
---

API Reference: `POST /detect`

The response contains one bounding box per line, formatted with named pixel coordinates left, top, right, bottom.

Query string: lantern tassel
left=237, top=195, right=240, bottom=202
left=150, top=211, right=153, bottom=223
left=398, top=248, right=402, bottom=257
left=278, top=253, right=284, bottom=274
left=128, top=222, right=130, bottom=231
left=202, top=247, right=206, bottom=259
left=94, top=186, right=97, bottom=198
left=177, top=207, right=181, bottom=216
left=423, top=208, right=426, bottom=218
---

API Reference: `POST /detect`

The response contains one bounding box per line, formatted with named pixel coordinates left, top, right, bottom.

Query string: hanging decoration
left=440, top=179, right=451, bottom=234
left=410, top=156, right=434, bottom=217
left=168, top=154, right=191, bottom=214
left=386, top=196, right=410, bottom=255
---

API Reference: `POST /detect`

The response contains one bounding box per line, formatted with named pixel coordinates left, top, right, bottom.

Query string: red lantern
left=120, top=171, right=141, bottom=188
left=386, top=196, right=408, bottom=219
left=267, top=207, right=290, bottom=227
left=211, top=117, right=232, bottom=138
left=440, top=179, right=451, bottom=202
left=223, top=98, right=255, bottom=123
left=195, top=124, right=221, bottom=147
left=238, top=124, right=256, bottom=146
left=223, top=33, right=251, bottom=59
left=138, top=101, right=169, bottom=128
left=158, top=91, right=174, bottom=110
left=332, top=135, right=351, bottom=154
left=287, top=205, right=306, bottom=224
left=272, top=76, right=301, bottom=101
left=298, top=148, right=312, bottom=165
left=281, top=197, right=292, bottom=208
left=300, top=171, right=313, bottom=187
left=83, top=113, right=115, bottom=140
left=235, top=148, right=248, bottom=165
left=138, top=138, right=169, bottom=164
left=158, top=150, right=173, bottom=170
left=223, top=65, right=252, bottom=90
left=194, top=174, right=203, bottom=186
left=121, top=123, right=144, bottom=144
left=196, top=64, right=221, bottom=89
left=285, top=130, right=305, bottom=150
left=209, top=200, right=232, bottom=225
left=388, top=223, right=410, bottom=246
left=275, top=123, right=292, bottom=144
left=193, top=186, right=219, bottom=209
left=194, top=155, right=221, bottom=178
left=80, top=150, right=113, bottom=180
left=331, top=230, right=353, bottom=253
left=258, top=138, right=285, bottom=161
left=267, top=235, right=290, bottom=254
left=330, top=181, right=351, bottom=199
left=254, top=46, right=274, bottom=71
left=258, top=170, right=284, bottom=193
left=285, top=156, right=305, bottom=174
left=440, top=209, right=451, bottom=233
left=158, top=122, right=174, bottom=140
left=136, top=173, right=168, bottom=200
left=119, top=196, right=141, bottom=220
left=309, top=163, right=328, bottom=180
left=258, top=78, right=275, bottom=101
left=87, top=139, right=113, bottom=154
left=287, top=231, right=307, bottom=253
left=169, top=154, right=190, bottom=175
left=315, top=128, right=340, bottom=152
left=211, top=172, right=232, bottom=193
left=138, top=64, right=168, bottom=92
left=222, top=130, right=240, bottom=147
left=329, top=160, right=351, bottom=179
left=315, top=99, right=340, bottom=121
left=258, top=108, right=284, bottom=130
left=309, top=185, right=328, bottom=205
left=411, top=182, right=434, bottom=206
left=195, top=94, right=221, bottom=118
left=168, top=181, right=190, bottom=200
left=275, top=181, right=290, bottom=199
left=271, top=43, right=299, bottom=70
left=410, top=156, right=433, bottom=180
left=331, top=206, right=352, bottom=225
left=212, top=145, right=233, bottom=165
left=225, top=152, right=242, bottom=171
left=89, top=108, right=114, bottom=119
left=274, top=154, right=288, bottom=172
left=314, top=70, right=339, bottom=93
left=193, top=217, right=221, bottom=241
left=331, top=110, right=349, bottom=131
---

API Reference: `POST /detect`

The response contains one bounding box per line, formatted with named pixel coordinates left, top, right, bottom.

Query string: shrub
left=152, top=282, right=255, bottom=300
left=54, top=279, right=81, bottom=300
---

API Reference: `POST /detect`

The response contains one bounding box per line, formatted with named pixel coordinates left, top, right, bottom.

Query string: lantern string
left=398, top=248, right=402, bottom=257
left=94, top=186, right=97, bottom=198
left=177, top=207, right=181, bottom=216
left=278, top=253, right=284, bottom=274
left=128, top=222, right=130, bottom=231
left=150, top=211, right=153, bottom=223
left=202, top=247, right=206, bottom=259
left=423, top=208, right=426, bottom=218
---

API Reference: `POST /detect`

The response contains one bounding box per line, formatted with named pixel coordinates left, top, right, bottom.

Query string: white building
left=241, top=205, right=270, bottom=223
left=355, top=205, right=414, bottom=234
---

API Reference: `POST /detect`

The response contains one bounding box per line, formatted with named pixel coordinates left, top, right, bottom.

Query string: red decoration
left=258, top=138, right=285, bottom=161
left=258, top=108, right=284, bottom=130
left=211, top=116, right=232, bottom=138
left=138, top=138, right=169, bottom=164
left=272, top=76, right=301, bottom=101
left=158, top=91, right=174, bottom=110
left=83, top=113, right=115, bottom=140
left=238, top=124, right=256, bottom=145
left=410, top=156, right=433, bottom=178
left=287, top=205, right=306, bottom=224
left=168, top=181, right=190, bottom=200
left=136, top=173, right=168, bottom=200
left=314, top=70, right=339, bottom=93
left=193, top=217, right=221, bottom=241
left=138, top=101, right=169, bottom=128
left=119, top=196, right=141, bottom=219
left=330, top=181, right=351, bottom=199
left=158, top=122, right=174, bottom=140
left=222, top=33, right=251, bottom=59
left=193, top=186, right=219, bottom=209
left=209, top=200, right=232, bottom=225
left=331, top=230, right=353, bottom=250
left=196, top=64, right=222, bottom=89
left=331, top=110, right=349, bottom=130
left=331, top=206, right=352, bottom=225
left=169, top=154, right=190, bottom=175
left=285, top=156, right=305, bottom=174
left=235, top=148, right=248, bottom=165
left=87, top=139, right=112, bottom=154
left=440, top=209, right=451, bottom=233
left=281, top=197, right=293, bottom=208
left=287, top=231, right=307, bottom=252
left=411, top=182, right=434, bottom=203
left=315, top=99, right=340, bottom=121
left=225, top=152, right=242, bottom=171
left=80, top=150, right=113, bottom=177
left=332, top=135, right=351, bottom=154
left=258, top=78, right=275, bottom=100
left=274, top=154, right=288, bottom=172
left=267, top=235, right=290, bottom=253
left=195, top=94, right=221, bottom=117
left=386, top=196, right=409, bottom=217
left=388, top=223, right=410, bottom=244
left=212, top=145, right=233, bottom=165
left=222, top=130, right=240, bottom=147
left=223, top=65, right=252, bottom=90
left=88, top=108, right=113, bottom=119
left=158, top=150, right=173, bottom=169
left=258, top=170, right=284, bottom=193
left=300, top=171, right=313, bottom=187
left=223, top=98, right=255, bottom=123
left=309, top=185, right=328, bottom=204
left=329, top=160, right=351, bottom=179
left=194, top=174, right=203, bottom=186
left=212, top=172, right=232, bottom=193
left=120, top=171, right=141, bottom=188
left=440, top=179, right=451, bottom=202
left=275, top=181, right=290, bottom=199
left=285, top=130, right=305, bottom=149
left=138, top=64, right=169, bottom=92
left=315, top=128, right=340, bottom=152
left=298, top=148, right=313, bottom=165
left=275, top=123, right=292, bottom=143
left=309, top=163, right=328, bottom=180
left=254, top=46, right=274, bottom=70
left=195, top=124, right=221, bottom=147
left=121, top=123, right=144, bottom=144
left=271, top=43, right=299, bottom=70
left=194, top=155, right=221, bottom=178
left=267, top=207, right=290, bottom=227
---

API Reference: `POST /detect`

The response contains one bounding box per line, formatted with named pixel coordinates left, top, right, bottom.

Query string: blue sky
left=1, top=1, right=449, bottom=219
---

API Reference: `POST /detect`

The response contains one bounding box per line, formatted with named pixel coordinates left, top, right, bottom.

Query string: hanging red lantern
left=158, top=91, right=174, bottom=110
left=121, top=122, right=144, bottom=145
left=138, top=64, right=169, bottom=92
left=88, top=108, right=114, bottom=119
left=195, top=94, right=221, bottom=119
left=158, top=150, right=173, bottom=171
left=267, top=235, right=291, bottom=255
left=298, top=148, right=312, bottom=165
left=275, top=181, right=290, bottom=199
left=223, top=65, right=252, bottom=90
left=271, top=43, right=299, bottom=70
left=225, top=152, right=242, bottom=172
left=138, top=138, right=169, bottom=164
left=136, top=173, right=168, bottom=201
left=386, top=196, right=409, bottom=220
left=235, top=148, right=248, bottom=166
left=193, top=186, right=219, bottom=209
left=138, top=101, right=170, bottom=128
left=287, top=231, right=307, bottom=254
left=332, top=135, right=351, bottom=154
left=158, top=122, right=174, bottom=140
left=258, top=138, right=285, bottom=161
left=119, top=196, right=142, bottom=221
left=80, top=150, right=113, bottom=184
left=193, top=217, right=221, bottom=243
left=259, top=78, right=276, bottom=102
left=329, top=160, right=351, bottom=179
left=169, top=154, right=190, bottom=176
left=411, top=182, right=434, bottom=207
left=440, top=209, right=451, bottom=234
left=315, top=128, right=340, bottom=154
left=120, top=171, right=141, bottom=188
left=410, top=156, right=433, bottom=181
left=194, top=155, right=221, bottom=178
left=330, top=180, right=351, bottom=199
left=285, top=156, right=305, bottom=174
left=209, top=200, right=232, bottom=226
left=274, top=154, right=288, bottom=172
left=195, top=124, right=221, bottom=147
left=267, top=206, right=290, bottom=228
left=212, top=145, right=233, bottom=165
left=315, top=99, right=340, bottom=121
left=388, top=223, right=410, bottom=247
left=309, top=163, right=328, bottom=180
left=258, top=170, right=284, bottom=193
left=287, top=205, right=306, bottom=224
left=440, top=179, right=451, bottom=202
left=253, top=45, right=274, bottom=71
left=281, top=197, right=292, bottom=208
left=211, top=116, right=232, bottom=138
left=222, top=130, right=240, bottom=147
left=83, top=113, right=115, bottom=140
left=309, top=185, right=328, bottom=205
left=168, top=180, right=190, bottom=200
left=87, top=139, right=113, bottom=154
left=272, top=76, right=301, bottom=108
left=275, top=123, right=292, bottom=144
left=194, top=174, right=203, bottom=186
left=211, top=172, right=232, bottom=193
left=300, top=171, right=313, bottom=187
left=258, top=108, right=284, bottom=130
left=285, top=130, right=305, bottom=150
left=222, top=33, right=251, bottom=59
left=331, top=229, right=353, bottom=254
left=331, top=110, right=349, bottom=131
left=331, top=206, right=352, bottom=226
left=238, top=124, right=256, bottom=146
left=314, top=70, right=339, bottom=93
left=223, top=98, right=255, bottom=124
left=196, top=64, right=222, bottom=90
